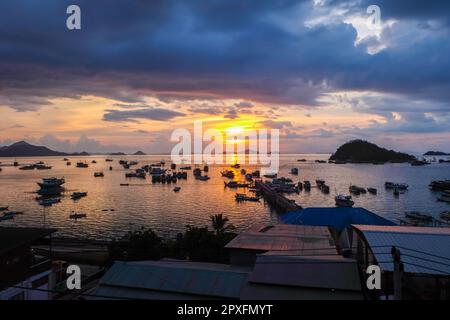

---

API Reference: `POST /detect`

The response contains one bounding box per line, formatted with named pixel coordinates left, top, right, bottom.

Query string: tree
left=210, top=214, right=235, bottom=235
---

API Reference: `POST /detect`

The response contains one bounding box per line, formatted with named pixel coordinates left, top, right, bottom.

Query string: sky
left=0, top=0, right=449, bottom=154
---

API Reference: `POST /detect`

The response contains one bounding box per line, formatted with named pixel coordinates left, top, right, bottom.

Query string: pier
left=255, top=180, right=302, bottom=213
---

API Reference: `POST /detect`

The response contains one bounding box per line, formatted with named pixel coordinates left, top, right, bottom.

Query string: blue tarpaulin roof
left=282, top=207, right=395, bottom=231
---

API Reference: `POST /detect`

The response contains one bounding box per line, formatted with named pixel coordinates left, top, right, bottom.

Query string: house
left=350, top=225, right=450, bottom=299
left=0, top=227, right=57, bottom=300
left=225, top=224, right=337, bottom=266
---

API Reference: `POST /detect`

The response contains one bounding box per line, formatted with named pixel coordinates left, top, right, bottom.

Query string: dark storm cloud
left=0, top=0, right=449, bottom=116
left=103, top=107, right=185, bottom=122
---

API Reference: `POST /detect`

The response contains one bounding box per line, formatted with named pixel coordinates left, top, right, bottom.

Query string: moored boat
left=405, top=211, right=433, bottom=222
left=70, top=212, right=87, bottom=219
left=385, top=182, right=408, bottom=190
left=235, top=193, right=260, bottom=202
left=94, top=172, right=104, bottom=177
left=71, top=192, right=88, bottom=200
left=37, top=178, right=65, bottom=189
left=335, top=195, right=354, bottom=207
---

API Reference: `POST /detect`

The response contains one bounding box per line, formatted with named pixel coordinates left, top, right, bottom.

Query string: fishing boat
left=76, top=162, right=89, bottom=168
left=240, top=168, right=246, bottom=175
left=251, top=170, right=260, bottom=178
left=291, top=168, right=299, bottom=175
left=297, top=159, right=307, bottom=162
left=193, top=168, right=202, bottom=177
left=0, top=206, right=8, bottom=211
left=349, top=185, right=366, bottom=195
left=92, top=160, right=97, bottom=164
left=106, top=159, right=113, bottom=162
left=180, top=166, right=192, bottom=170
left=37, top=178, right=65, bottom=189
left=316, top=179, right=325, bottom=187
left=245, top=174, right=253, bottom=181
left=66, top=162, right=71, bottom=166
left=368, top=188, right=377, bottom=195
left=385, top=182, right=409, bottom=190
left=71, top=192, right=88, bottom=200
left=173, top=187, right=181, bottom=192
left=263, top=173, right=277, bottom=179
left=235, top=193, right=260, bottom=202
left=335, top=195, right=354, bottom=207
left=405, top=211, right=433, bottom=222
left=94, top=172, right=104, bottom=177
left=63, top=158, right=69, bottom=161
left=320, top=184, right=330, bottom=194
left=70, top=213, right=87, bottom=219
left=231, top=164, right=240, bottom=169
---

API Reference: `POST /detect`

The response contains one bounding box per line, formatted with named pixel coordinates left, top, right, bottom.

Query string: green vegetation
left=108, top=214, right=237, bottom=264
left=329, top=140, right=415, bottom=163
left=424, top=151, right=449, bottom=156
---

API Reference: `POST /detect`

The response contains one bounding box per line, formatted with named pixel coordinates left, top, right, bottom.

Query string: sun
left=225, top=126, right=245, bottom=135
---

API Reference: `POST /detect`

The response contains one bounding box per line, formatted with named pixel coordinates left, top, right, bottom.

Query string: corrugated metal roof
left=282, top=207, right=395, bottom=231
left=96, top=261, right=249, bottom=299
left=225, top=224, right=336, bottom=255
left=249, top=255, right=362, bottom=291
left=352, top=225, right=450, bottom=275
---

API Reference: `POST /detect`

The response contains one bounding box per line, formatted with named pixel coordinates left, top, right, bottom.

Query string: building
left=350, top=225, right=450, bottom=299
left=0, top=227, right=57, bottom=300
left=225, top=224, right=337, bottom=266
left=94, top=224, right=364, bottom=300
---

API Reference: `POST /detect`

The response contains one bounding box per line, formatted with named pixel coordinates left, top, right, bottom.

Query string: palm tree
left=210, top=214, right=235, bottom=234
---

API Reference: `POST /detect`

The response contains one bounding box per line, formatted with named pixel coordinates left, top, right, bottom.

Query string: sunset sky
left=1, top=0, right=449, bottom=154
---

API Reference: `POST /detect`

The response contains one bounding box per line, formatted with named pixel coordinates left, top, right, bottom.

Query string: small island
left=133, top=151, right=147, bottom=155
left=329, top=140, right=416, bottom=164
left=424, top=151, right=450, bottom=156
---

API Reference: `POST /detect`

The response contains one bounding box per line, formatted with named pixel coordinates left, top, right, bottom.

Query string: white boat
left=335, top=195, right=354, bottom=207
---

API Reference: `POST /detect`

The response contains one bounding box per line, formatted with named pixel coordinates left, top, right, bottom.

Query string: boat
left=335, top=195, right=354, bottom=207
left=92, top=160, right=97, bottom=164
left=315, top=160, right=327, bottom=163
left=297, top=159, right=307, bottom=162
left=173, top=187, right=181, bottom=192
left=439, top=212, right=450, bottom=221
left=320, top=184, right=330, bottom=194
left=71, top=192, right=88, bottom=200
left=405, top=211, right=433, bottom=222
left=70, top=213, right=87, bottom=219
left=368, top=188, right=377, bottom=195
left=193, top=168, right=202, bottom=177
left=94, top=172, right=104, bottom=177
left=106, top=159, right=113, bottom=162
left=393, top=188, right=400, bottom=197
left=66, top=162, right=71, bottom=166
left=19, top=165, right=35, bottom=170
left=240, top=169, right=246, bottom=175
left=204, top=165, right=209, bottom=172
left=231, top=164, right=240, bottom=169
left=35, top=164, right=52, bottom=170
left=316, top=179, right=325, bottom=187
left=224, top=181, right=250, bottom=188
left=438, top=191, right=450, bottom=203
left=76, top=162, right=89, bottom=168
left=385, top=182, right=408, bottom=190
left=221, top=170, right=235, bottom=179
left=37, top=178, right=65, bottom=189
left=171, top=163, right=176, bottom=170
left=245, top=174, right=253, bottom=181
left=63, top=158, right=69, bottom=161
left=291, top=168, right=299, bottom=175
left=303, top=181, right=311, bottom=191
left=180, top=166, right=192, bottom=170
left=196, top=175, right=210, bottom=181
left=235, top=193, right=260, bottom=202
left=263, top=173, right=277, bottom=179
left=429, top=180, right=450, bottom=191
left=251, top=170, right=260, bottom=178
left=349, top=185, right=366, bottom=195
left=4, top=211, right=24, bottom=217
left=0, top=206, right=8, bottom=211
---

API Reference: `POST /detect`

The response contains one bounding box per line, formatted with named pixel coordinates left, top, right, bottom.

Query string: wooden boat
left=291, top=168, right=299, bottom=175
left=0, top=206, right=9, bottom=211
left=368, top=188, right=377, bottom=195
left=71, top=192, right=88, bottom=200
left=224, top=181, right=250, bottom=188
left=173, top=187, right=181, bottom=192
left=385, top=182, right=408, bottom=190
left=94, top=172, right=104, bottom=177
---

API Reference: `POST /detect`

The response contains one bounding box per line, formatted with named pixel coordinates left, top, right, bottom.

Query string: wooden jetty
left=255, top=180, right=302, bottom=213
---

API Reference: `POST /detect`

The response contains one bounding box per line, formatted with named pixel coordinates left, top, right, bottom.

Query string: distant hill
left=133, top=151, right=146, bottom=155
left=329, top=140, right=416, bottom=163
left=0, top=141, right=68, bottom=157
left=424, top=151, right=450, bottom=156
left=110, top=152, right=126, bottom=156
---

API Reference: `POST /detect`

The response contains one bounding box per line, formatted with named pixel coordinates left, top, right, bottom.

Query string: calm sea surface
left=0, top=154, right=449, bottom=240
